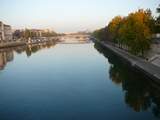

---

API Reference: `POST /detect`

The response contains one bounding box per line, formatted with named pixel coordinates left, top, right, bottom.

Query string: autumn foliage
left=93, top=9, right=156, bottom=56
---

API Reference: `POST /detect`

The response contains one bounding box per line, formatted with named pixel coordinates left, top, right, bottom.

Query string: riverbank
left=0, top=38, right=58, bottom=49
left=0, top=41, right=26, bottom=49
left=94, top=40, right=160, bottom=82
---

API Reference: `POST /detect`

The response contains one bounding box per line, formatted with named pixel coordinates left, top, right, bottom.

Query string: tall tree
left=108, top=16, right=123, bottom=44
left=154, top=5, right=160, bottom=33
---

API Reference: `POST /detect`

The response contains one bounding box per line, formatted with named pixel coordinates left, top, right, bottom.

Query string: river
left=0, top=42, right=159, bottom=120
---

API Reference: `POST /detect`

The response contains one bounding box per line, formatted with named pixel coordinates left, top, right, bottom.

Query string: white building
left=0, top=21, right=12, bottom=42
left=0, top=21, right=5, bottom=41
left=4, top=24, right=12, bottom=41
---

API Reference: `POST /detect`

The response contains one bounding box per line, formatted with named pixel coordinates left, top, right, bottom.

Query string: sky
left=0, top=0, right=159, bottom=33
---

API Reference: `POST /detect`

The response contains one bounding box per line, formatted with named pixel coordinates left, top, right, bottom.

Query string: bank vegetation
left=93, top=5, right=160, bottom=56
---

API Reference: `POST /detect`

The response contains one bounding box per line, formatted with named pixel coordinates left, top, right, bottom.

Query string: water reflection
left=0, top=50, right=14, bottom=70
left=0, top=41, right=56, bottom=70
left=94, top=42, right=160, bottom=118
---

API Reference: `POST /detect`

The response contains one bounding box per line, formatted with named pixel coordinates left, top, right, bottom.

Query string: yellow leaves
left=107, top=9, right=153, bottom=55
left=108, top=16, right=123, bottom=32
left=108, top=16, right=124, bottom=41
left=94, top=8, right=154, bottom=55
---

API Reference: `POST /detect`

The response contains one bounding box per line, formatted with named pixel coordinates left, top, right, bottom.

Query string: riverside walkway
left=98, top=41, right=160, bottom=82
left=0, top=41, right=26, bottom=48
left=0, top=38, right=57, bottom=49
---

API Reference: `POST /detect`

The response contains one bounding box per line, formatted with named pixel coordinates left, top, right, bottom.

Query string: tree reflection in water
left=0, top=41, right=56, bottom=70
left=94, top=42, right=160, bottom=118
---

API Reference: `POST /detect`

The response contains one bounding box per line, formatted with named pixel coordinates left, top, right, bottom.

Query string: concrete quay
left=96, top=40, right=160, bottom=82
left=0, top=38, right=57, bottom=49
left=0, top=41, right=26, bottom=48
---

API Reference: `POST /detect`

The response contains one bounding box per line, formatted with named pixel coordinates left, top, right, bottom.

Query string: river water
left=0, top=42, right=159, bottom=120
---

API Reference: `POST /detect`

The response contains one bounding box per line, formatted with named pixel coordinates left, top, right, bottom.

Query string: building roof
left=4, top=24, right=11, bottom=27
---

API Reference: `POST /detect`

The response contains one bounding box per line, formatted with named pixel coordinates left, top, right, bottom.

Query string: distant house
left=0, top=21, right=12, bottom=42
left=4, top=24, right=12, bottom=41
left=0, top=21, right=5, bottom=41
left=30, top=29, right=43, bottom=38
left=152, top=33, right=160, bottom=44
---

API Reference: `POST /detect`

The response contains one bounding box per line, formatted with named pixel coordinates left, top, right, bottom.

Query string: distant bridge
left=57, top=34, right=91, bottom=44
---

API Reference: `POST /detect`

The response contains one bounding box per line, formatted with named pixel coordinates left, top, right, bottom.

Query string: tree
left=93, top=27, right=108, bottom=41
left=108, top=16, right=123, bottom=44
left=157, top=4, right=160, bottom=13
left=93, top=9, right=154, bottom=56
left=155, top=5, right=160, bottom=33
left=108, top=10, right=152, bottom=56
left=124, top=10, right=152, bottom=55
left=24, top=29, right=31, bottom=39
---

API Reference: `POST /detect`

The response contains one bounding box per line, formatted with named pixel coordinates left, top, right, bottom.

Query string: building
left=30, top=29, right=42, bottom=38
left=4, top=24, right=12, bottom=41
left=0, top=21, right=5, bottom=41
left=0, top=21, right=12, bottom=42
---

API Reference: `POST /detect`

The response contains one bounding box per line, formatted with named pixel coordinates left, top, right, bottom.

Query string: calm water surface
left=0, top=42, right=159, bottom=120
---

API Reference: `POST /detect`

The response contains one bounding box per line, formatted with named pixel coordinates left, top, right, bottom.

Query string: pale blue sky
left=0, top=0, right=159, bottom=33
